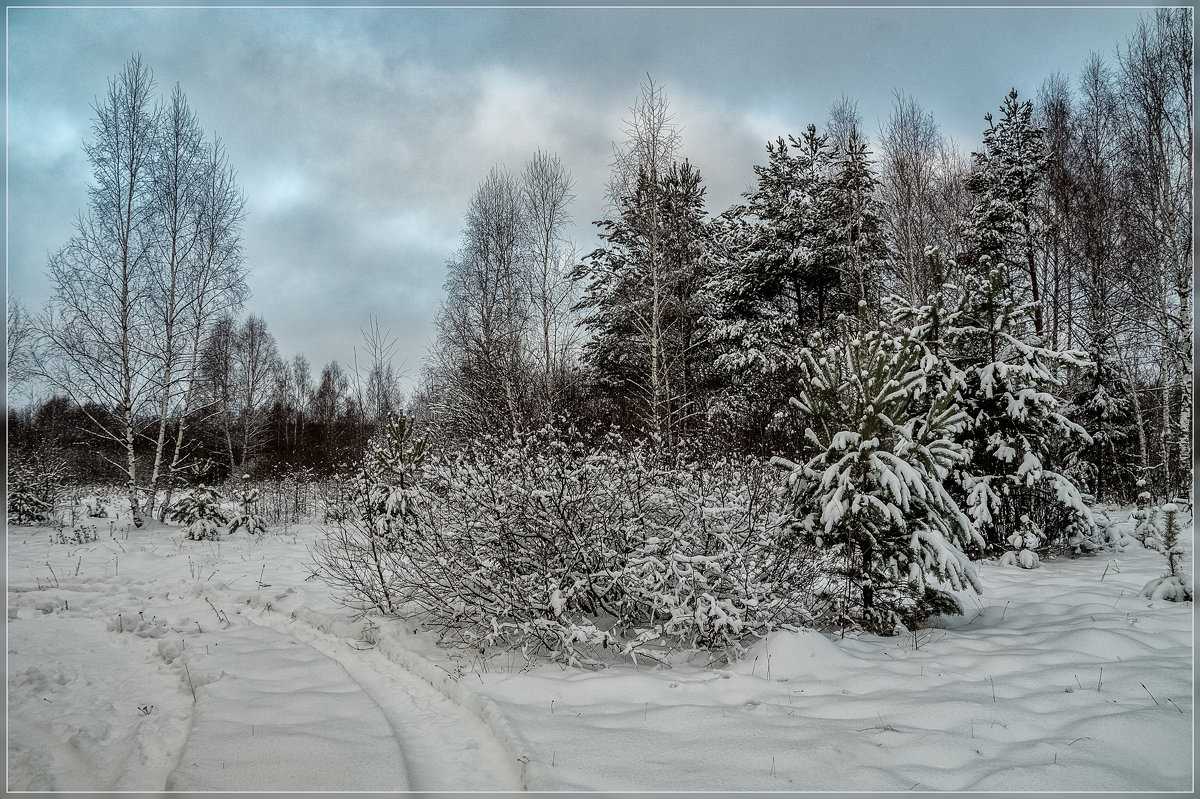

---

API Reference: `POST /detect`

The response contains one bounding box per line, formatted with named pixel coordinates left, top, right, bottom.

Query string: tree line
left=419, top=9, right=1192, bottom=506
left=7, top=10, right=1192, bottom=527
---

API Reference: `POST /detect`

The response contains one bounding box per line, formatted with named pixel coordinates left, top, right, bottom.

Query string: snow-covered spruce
left=7, top=454, right=64, bottom=526
left=83, top=495, right=110, bottom=519
left=168, top=483, right=229, bottom=541
left=227, top=474, right=267, bottom=535
left=889, top=249, right=1097, bottom=557
left=998, top=515, right=1043, bottom=569
left=1132, top=486, right=1164, bottom=548
left=772, top=326, right=983, bottom=636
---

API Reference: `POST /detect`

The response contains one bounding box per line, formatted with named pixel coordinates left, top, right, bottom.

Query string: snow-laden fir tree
left=169, top=483, right=228, bottom=540
left=962, top=89, right=1050, bottom=337
left=890, top=250, right=1096, bottom=560
left=999, top=515, right=1045, bottom=569
left=773, top=325, right=983, bottom=636
left=574, top=159, right=713, bottom=447
left=1131, top=481, right=1162, bottom=546
left=7, top=456, right=56, bottom=526
left=819, top=126, right=889, bottom=324
left=703, top=128, right=849, bottom=451
left=1068, top=375, right=1141, bottom=502
left=360, top=412, right=426, bottom=548
left=228, top=474, right=267, bottom=535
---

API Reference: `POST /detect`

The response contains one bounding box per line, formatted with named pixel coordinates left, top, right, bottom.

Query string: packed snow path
left=193, top=598, right=526, bottom=791
left=7, top=571, right=525, bottom=792
left=164, top=617, right=410, bottom=791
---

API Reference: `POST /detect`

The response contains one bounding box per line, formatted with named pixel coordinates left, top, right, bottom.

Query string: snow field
left=6, top=510, right=1193, bottom=792
left=6, top=525, right=524, bottom=792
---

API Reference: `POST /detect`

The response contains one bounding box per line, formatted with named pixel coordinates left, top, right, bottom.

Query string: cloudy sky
left=7, top=4, right=1148, bottom=396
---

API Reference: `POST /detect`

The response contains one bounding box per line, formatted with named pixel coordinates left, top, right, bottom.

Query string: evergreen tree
left=1067, top=373, right=1140, bottom=501
left=228, top=473, right=267, bottom=535
left=891, top=250, right=1096, bottom=557
left=7, top=454, right=61, bottom=526
left=1141, top=503, right=1193, bottom=602
left=964, top=89, right=1051, bottom=337
left=169, top=483, right=228, bottom=541
left=703, top=128, right=851, bottom=451
left=575, top=160, right=712, bottom=446
left=773, top=326, right=982, bottom=635
left=820, top=127, right=890, bottom=325
left=359, top=412, right=426, bottom=550
left=311, top=411, right=427, bottom=615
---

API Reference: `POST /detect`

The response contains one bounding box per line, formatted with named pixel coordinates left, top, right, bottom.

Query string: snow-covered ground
left=6, top=504, right=1193, bottom=792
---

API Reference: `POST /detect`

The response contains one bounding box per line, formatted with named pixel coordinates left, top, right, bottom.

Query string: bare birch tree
left=602, top=78, right=682, bottom=442
left=38, top=55, right=158, bottom=526
left=877, top=91, right=944, bottom=302
left=1117, top=8, right=1193, bottom=496
left=521, top=149, right=579, bottom=424
left=155, top=137, right=248, bottom=516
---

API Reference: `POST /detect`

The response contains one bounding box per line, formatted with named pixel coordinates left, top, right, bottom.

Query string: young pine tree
left=169, top=484, right=229, bottom=541
left=773, top=325, right=983, bottom=635
left=312, top=412, right=427, bottom=615
left=228, top=474, right=267, bottom=535
left=1141, top=503, right=1193, bottom=602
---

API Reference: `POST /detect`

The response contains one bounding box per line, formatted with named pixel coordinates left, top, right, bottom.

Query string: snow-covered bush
left=227, top=474, right=267, bottom=535
left=313, top=414, right=426, bottom=615
left=258, top=466, right=318, bottom=525
left=1141, top=504, right=1192, bottom=602
left=773, top=327, right=983, bottom=636
left=417, top=432, right=819, bottom=664
left=317, top=470, right=359, bottom=524
left=315, top=423, right=820, bottom=666
left=168, top=484, right=229, bottom=540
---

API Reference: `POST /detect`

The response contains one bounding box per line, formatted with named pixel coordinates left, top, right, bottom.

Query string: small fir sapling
left=169, top=483, right=229, bottom=541
left=999, top=515, right=1043, bottom=569
left=361, top=413, right=426, bottom=549
left=228, top=474, right=267, bottom=535
left=1141, top=504, right=1193, bottom=602
left=83, top=496, right=109, bottom=518
left=6, top=454, right=64, bottom=526
left=1132, top=482, right=1163, bottom=547
left=7, top=481, right=52, bottom=526
left=313, top=412, right=427, bottom=615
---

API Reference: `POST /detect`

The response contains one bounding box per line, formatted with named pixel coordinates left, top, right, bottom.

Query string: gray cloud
left=7, top=6, right=1146, bottom=396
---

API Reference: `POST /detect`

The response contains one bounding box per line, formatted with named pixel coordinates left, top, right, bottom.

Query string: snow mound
left=1141, top=574, right=1193, bottom=602
left=727, top=629, right=853, bottom=680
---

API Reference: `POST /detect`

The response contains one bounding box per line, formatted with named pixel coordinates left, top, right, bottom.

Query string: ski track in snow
left=164, top=615, right=411, bottom=791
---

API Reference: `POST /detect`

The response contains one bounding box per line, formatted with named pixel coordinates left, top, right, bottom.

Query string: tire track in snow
left=11, top=578, right=524, bottom=791
left=207, top=589, right=528, bottom=791
left=165, top=618, right=411, bottom=792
